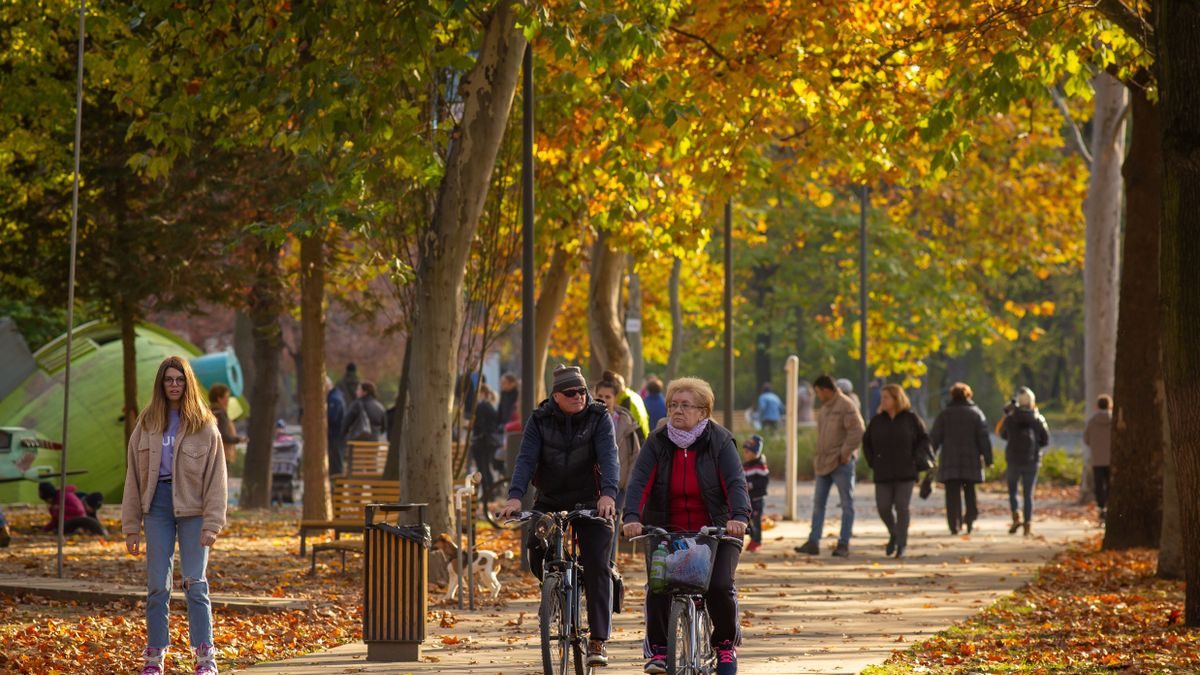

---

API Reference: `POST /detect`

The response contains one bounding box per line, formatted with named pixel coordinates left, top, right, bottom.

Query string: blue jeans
left=1006, top=464, right=1038, bottom=523
left=807, top=462, right=855, bottom=546
left=144, top=482, right=213, bottom=649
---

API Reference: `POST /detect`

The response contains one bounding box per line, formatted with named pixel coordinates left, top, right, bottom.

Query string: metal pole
left=519, top=42, right=535, bottom=574
left=784, top=355, right=798, bottom=520
left=723, top=200, right=734, bottom=429
left=859, top=185, right=870, bottom=420
left=57, top=0, right=87, bottom=579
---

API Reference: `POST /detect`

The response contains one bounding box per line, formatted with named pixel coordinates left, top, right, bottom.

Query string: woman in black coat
left=929, top=382, right=993, bottom=535
left=862, top=384, right=930, bottom=558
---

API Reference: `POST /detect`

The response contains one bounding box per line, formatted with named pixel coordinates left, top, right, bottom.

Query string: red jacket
left=46, top=485, right=86, bottom=530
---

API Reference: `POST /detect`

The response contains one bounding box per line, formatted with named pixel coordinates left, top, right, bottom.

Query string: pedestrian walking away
left=999, top=387, right=1050, bottom=536
left=861, top=384, right=930, bottom=558
left=741, top=435, right=769, bottom=553
left=794, top=375, right=865, bottom=558
left=756, top=384, right=783, bottom=431
left=622, top=376, right=752, bottom=674
left=499, top=365, right=619, bottom=668
left=929, top=382, right=993, bottom=535
left=1084, top=394, right=1113, bottom=523
left=121, top=355, right=228, bottom=675
left=341, top=381, right=388, bottom=444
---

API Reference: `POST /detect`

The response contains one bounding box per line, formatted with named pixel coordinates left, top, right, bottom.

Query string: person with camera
left=1000, top=387, right=1050, bottom=536
left=498, top=365, right=619, bottom=668
left=622, top=377, right=751, bottom=674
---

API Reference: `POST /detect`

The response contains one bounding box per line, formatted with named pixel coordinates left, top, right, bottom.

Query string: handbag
left=919, top=471, right=935, bottom=499
left=349, top=406, right=375, bottom=441
left=912, top=415, right=936, bottom=472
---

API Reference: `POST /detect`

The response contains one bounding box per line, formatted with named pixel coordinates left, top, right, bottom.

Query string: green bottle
left=650, top=541, right=668, bottom=593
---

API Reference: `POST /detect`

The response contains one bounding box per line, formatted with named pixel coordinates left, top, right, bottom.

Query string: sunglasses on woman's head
left=559, top=387, right=588, bottom=399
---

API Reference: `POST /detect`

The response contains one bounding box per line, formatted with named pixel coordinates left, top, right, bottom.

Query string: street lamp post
left=858, top=185, right=869, bottom=421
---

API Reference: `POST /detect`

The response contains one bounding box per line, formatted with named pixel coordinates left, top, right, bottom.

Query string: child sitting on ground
left=742, top=435, right=769, bottom=552
left=38, top=481, right=107, bottom=536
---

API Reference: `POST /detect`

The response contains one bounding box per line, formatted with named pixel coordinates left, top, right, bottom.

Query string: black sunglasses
left=559, top=387, right=588, bottom=399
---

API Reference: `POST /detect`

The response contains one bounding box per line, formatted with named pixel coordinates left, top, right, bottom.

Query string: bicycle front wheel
left=697, top=604, right=716, bottom=674
left=666, top=597, right=695, bottom=674
left=540, top=575, right=571, bottom=674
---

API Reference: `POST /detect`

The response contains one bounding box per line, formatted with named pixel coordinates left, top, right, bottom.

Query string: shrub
left=759, top=426, right=817, bottom=481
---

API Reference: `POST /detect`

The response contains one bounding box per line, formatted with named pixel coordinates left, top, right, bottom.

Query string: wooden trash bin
left=363, top=503, right=429, bottom=661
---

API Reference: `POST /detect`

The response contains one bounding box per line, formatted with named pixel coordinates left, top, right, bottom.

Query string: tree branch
left=1048, top=85, right=1093, bottom=167
left=668, top=26, right=730, bottom=66
left=1094, top=0, right=1154, bottom=55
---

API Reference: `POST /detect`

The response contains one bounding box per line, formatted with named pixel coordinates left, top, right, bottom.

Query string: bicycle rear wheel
left=666, top=597, right=695, bottom=674
left=540, top=575, right=571, bottom=674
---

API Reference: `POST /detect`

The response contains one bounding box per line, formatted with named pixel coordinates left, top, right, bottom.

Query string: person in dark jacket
left=496, top=372, right=520, bottom=434
left=499, top=365, right=619, bottom=668
left=341, top=381, right=388, bottom=443
left=929, top=382, right=993, bottom=535
left=862, top=384, right=929, bottom=558
left=1084, top=394, right=1113, bottom=522
left=324, top=376, right=346, bottom=477
left=470, top=383, right=503, bottom=501
left=999, top=387, right=1050, bottom=536
left=741, top=435, right=769, bottom=553
left=622, top=377, right=751, bottom=675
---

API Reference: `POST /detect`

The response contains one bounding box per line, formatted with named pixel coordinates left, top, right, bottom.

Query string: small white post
left=785, top=355, right=799, bottom=520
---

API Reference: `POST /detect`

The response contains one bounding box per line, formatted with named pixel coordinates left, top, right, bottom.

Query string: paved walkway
left=243, top=482, right=1096, bottom=674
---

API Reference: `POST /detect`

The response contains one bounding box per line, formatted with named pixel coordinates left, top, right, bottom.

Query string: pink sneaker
left=193, top=643, right=219, bottom=674
left=141, top=647, right=166, bottom=675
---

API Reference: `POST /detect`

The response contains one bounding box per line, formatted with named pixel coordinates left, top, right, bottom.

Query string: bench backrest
left=345, top=441, right=388, bottom=477
left=331, top=477, right=402, bottom=521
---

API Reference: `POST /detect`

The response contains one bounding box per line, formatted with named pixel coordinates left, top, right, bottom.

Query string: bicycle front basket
left=663, top=534, right=718, bottom=594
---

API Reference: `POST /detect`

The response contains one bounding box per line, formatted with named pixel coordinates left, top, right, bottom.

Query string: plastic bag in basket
left=665, top=539, right=713, bottom=589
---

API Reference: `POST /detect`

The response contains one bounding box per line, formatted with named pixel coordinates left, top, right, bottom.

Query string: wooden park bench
left=298, top=477, right=400, bottom=557
left=344, top=440, right=388, bottom=477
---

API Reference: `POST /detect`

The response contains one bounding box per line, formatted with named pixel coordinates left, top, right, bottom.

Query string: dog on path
left=433, top=533, right=514, bottom=601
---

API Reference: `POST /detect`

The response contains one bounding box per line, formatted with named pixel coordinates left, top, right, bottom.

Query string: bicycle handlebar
left=629, top=524, right=742, bottom=544
left=503, top=508, right=611, bottom=527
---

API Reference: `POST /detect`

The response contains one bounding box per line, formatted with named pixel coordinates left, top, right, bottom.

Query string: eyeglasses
left=163, top=377, right=187, bottom=386
left=558, top=387, right=588, bottom=399
left=668, top=402, right=705, bottom=412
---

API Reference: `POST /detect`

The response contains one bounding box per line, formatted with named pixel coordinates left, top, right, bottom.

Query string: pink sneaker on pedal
left=715, top=640, right=737, bottom=675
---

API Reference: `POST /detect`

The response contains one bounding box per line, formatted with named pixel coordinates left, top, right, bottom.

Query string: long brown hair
left=137, top=356, right=215, bottom=435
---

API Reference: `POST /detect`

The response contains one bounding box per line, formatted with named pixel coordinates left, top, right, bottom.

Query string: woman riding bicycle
left=622, top=377, right=751, bottom=675
left=499, top=365, right=619, bottom=668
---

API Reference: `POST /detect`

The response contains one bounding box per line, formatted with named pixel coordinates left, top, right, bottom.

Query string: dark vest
left=532, top=399, right=608, bottom=511
left=638, top=423, right=736, bottom=528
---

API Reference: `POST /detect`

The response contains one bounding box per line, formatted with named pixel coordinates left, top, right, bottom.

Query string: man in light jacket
left=794, top=374, right=865, bottom=557
left=1084, top=395, right=1113, bottom=522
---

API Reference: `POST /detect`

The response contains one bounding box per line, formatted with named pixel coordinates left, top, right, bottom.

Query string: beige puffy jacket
left=121, top=418, right=228, bottom=536
left=813, top=391, right=866, bottom=477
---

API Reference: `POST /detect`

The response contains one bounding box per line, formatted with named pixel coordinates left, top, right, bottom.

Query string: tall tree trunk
left=666, top=256, right=683, bottom=382
left=402, top=5, right=525, bottom=537
left=1104, top=75, right=1164, bottom=551
left=234, top=311, right=256, bottom=396
left=300, top=234, right=330, bottom=521
left=628, top=257, right=644, bottom=389
left=588, top=231, right=632, bottom=382
left=119, top=302, right=138, bottom=443
left=1082, top=72, right=1127, bottom=502
left=1160, top=403, right=1183, bottom=579
left=1156, top=0, right=1200, bottom=625
left=384, top=341, right=411, bottom=485
left=533, top=241, right=573, bottom=403
left=240, top=239, right=284, bottom=510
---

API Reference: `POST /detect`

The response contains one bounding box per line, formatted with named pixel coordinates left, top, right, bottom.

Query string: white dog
left=433, top=533, right=514, bottom=601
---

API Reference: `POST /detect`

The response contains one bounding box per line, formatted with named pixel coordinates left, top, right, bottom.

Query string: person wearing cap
left=794, top=374, right=865, bottom=558
left=499, top=365, right=620, bottom=668
left=741, top=435, right=769, bottom=552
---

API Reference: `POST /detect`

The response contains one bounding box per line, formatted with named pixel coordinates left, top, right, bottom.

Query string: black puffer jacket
left=930, top=400, right=993, bottom=483
left=621, top=421, right=752, bottom=529
left=862, top=410, right=930, bottom=483
left=508, top=397, right=619, bottom=511
left=1000, top=408, right=1050, bottom=467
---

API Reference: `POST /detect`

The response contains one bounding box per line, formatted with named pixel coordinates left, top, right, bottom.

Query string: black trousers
left=1094, top=466, right=1111, bottom=510
left=62, top=516, right=107, bottom=536
left=943, top=480, right=978, bottom=534
left=644, top=540, right=741, bottom=655
left=527, top=515, right=613, bottom=641
left=875, top=480, right=914, bottom=549
left=749, top=498, right=765, bottom=545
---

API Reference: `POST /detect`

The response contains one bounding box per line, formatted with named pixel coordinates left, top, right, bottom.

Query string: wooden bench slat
left=298, top=477, right=402, bottom=556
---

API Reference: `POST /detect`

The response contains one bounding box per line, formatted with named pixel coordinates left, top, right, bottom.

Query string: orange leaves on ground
left=879, top=537, right=1200, bottom=671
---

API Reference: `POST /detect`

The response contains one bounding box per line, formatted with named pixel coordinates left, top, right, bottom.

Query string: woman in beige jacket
left=121, top=356, right=227, bottom=675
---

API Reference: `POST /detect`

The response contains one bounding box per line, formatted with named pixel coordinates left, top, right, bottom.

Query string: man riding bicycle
left=622, top=377, right=751, bottom=675
left=500, top=365, right=620, bottom=668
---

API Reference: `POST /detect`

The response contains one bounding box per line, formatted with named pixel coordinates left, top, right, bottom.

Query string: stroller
left=271, top=420, right=301, bottom=505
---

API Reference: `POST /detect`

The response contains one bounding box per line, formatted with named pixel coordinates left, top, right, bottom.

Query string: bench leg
left=300, top=530, right=307, bottom=557
left=310, top=548, right=318, bottom=576
left=340, top=550, right=347, bottom=574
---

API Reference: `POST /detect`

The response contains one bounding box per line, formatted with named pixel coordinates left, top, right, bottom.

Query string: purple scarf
left=667, top=418, right=709, bottom=449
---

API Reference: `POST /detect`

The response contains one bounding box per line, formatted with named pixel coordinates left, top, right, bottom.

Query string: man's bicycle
left=508, top=509, right=610, bottom=675
left=631, top=525, right=737, bottom=675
